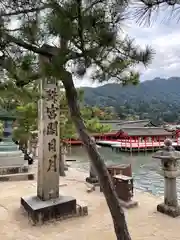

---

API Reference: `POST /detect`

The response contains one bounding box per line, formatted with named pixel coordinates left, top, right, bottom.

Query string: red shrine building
left=63, top=120, right=176, bottom=145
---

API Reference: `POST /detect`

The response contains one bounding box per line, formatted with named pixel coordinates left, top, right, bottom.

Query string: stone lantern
left=0, top=108, right=34, bottom=180
left=152, top=139, right=180, bottom=217
left=86, top=137, right=98, bottom=184
left=0, top=108, right=22, bottom=160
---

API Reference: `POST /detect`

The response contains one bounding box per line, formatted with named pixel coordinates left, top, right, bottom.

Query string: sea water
left=67, top=146, right=180, bottom=199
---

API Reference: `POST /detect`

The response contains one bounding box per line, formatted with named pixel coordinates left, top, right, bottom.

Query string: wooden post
left=130, top=137, right=132, bottom=153
left=158, top=136, right=161, bottom=148
left=144, top=136, right=147, bottom=152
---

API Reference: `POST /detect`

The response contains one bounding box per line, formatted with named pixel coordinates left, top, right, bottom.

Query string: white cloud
left=127, top=18, right=180, bottom=81
left=75, top=17, right=180, bottom=86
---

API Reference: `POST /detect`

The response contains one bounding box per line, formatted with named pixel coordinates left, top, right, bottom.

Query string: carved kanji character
left=48, top=138, right=56, bottom=152
left=46, top=121, right=58, bottom=136
left=47, top=154, right=57, bottom=172
left=46, top=103, right=58, bottom=120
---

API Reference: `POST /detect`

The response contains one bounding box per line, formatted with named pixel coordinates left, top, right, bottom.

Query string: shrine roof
left=119, top=127, right=173, bottom=136
left=99, top=119, right=155, bottom=132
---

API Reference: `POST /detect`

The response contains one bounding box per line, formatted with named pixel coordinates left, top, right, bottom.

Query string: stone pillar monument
left=21, top=47, right=88, bottom=224
left=21, top=76, right=77, bottom=224
left=37, top=77, right=60, bottom=200
left=152, top=139, right=180, bottom=217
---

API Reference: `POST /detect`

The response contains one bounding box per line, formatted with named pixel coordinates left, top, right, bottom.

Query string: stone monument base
left=119, top=198, right=138, bottom=209
left=21, top=195, right=88, bottom=225
left=0, top=164, right=28, bottom=175
left=0, top=172, right=34, bottom=181
left=0, top=163, right=34, bottom=181
left=157, top=203, right=180, bottom=218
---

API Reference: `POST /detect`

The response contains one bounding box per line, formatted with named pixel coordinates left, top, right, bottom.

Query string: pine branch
left=0, top=55, right=40, bottom=86
left=76, top=0, right=85, bottom=54
left=3, top=33, right=53, bottom=58
left=0, top=80, right=37, bottom=102
left=1, top=33, right=88, bottom=68
left=1, top=5, right=48, bottom=18
left=140, top=0, right=177, bottom=8
left=134, top=0, right=180, bottom=25
left=83, top=0, right=104, bottom=13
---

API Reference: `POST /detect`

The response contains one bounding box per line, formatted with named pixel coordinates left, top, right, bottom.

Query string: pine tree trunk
left=62, top=71, right=132, bottom=240
left=59, top=142, right=66, bottom=176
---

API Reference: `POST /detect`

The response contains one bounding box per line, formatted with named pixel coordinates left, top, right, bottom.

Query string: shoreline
left=68, top=161, right=165, bottom=198
left=67, top=165, right=164, bottom=199
left=66, top=146, right=168, bottom=198
left=0, top=163, right=179, bottom=239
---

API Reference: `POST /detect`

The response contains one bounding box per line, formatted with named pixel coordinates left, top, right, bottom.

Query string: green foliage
left=60, top=88, right=112, bottom=139
left=0, top=0, right=155, bottom=141
left=13, top=103, right=38, bottom=144
left=83, top=77, right=180, bottom=123
left=0, top=76, right=113, bottom=142
left=81, top=105, right=116, bottom=120
left=60, top=118, right=77, bottom=139
left=0, top=78, right=40, bottom=144
left=60, top=110, right=112, bottom=139
left=85, top=117, right=111, bottom=133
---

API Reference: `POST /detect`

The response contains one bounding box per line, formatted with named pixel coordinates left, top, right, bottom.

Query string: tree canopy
left=83, top=77, right=180, bottom=123
left=0, top=0, right=153, bottom=86
left=59, top=89, right=112, bottom=139
left=0, top=79, right=112, bottom=144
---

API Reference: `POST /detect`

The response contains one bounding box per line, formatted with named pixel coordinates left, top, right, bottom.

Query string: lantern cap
left=152, top=139, right=180, bottom=161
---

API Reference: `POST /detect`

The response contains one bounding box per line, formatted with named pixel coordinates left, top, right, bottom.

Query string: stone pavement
left=0, top=165, right=180, bottom=240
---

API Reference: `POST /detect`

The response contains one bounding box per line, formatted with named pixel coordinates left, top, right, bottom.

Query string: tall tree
left=0, top=1, right=153, bottom=239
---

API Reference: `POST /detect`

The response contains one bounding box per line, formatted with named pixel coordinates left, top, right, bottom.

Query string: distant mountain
left=82, top=77, right=180, bottom=123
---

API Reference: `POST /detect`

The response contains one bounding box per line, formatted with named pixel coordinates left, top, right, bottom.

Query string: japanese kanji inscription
left=37, top=76, right=60, bottom=201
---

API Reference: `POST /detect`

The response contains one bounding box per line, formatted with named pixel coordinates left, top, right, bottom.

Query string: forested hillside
left=83, top=77, right=180, bottom=123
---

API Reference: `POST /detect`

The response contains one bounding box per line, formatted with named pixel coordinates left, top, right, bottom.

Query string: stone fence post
left=152, top=139, right=180, bottom=217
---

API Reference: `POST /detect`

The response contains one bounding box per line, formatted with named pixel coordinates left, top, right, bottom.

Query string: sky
left=76, top=9, right=180, bottom=87
left=128, top=21, right=180, bottom=82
